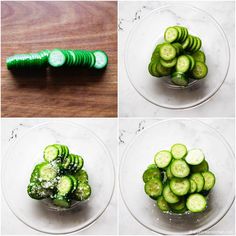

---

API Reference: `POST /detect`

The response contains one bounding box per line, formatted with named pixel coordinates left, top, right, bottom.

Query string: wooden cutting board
left=1, top=1, right=117, bottom=117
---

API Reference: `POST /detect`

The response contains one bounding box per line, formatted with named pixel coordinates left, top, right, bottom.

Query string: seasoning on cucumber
left=27, top=144, right=92, bottom=208
left=148, top=26, right=208, bottom=86
left=142, top=143, right=216, bottom=214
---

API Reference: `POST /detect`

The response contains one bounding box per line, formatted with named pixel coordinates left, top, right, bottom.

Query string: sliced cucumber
left=191, top=50, right=206, bottom=63
left=74, top=155, right=84, bottom=172
left=191, top=61, right=208, bottom=79
left=171, top=72, right=189, bottom=86
left=144, top=178, right=163, bottom=200
left=69, top=175, right=78, bottom=193
left=170, top=159, right=190, bottom=178
left=156, top=62, right=172, bottom=76
left=191, top=160, right=209, bottom=173
left=163, top=184, right=179, bottom=204
left=186, top=193, right=206, bottom=213
left=154, top=150, right=172, bottom=168
left=170, top=178, right=190, bottom=196
left=159, top=43, right=176, bottom=61
left=53, top=194, right=71, bottom=208
left=74, top=169, right=89, bottom=183
left=189, top=179, right=197, bottom=193
left=171, top=143, right=187, bottom=159
left=176, top=55, right=190, bottom=73
left=27, top=182, right=51, bottom=200
left=147, top=163, right=157, bottom=169
left=166, top=165, right=174, bottom=180
left=160, top=58, right=177, bottom=68
left=57, top=175, right=73, bottom=196
left=169, top=197, right=186, bottom=213
left=74, top=182, right=92, bottom=201
left=93, top=50, right=108, bottom=69
left=190, top=173, right=205, bottom=192
left=53, top=144, right=63, bottom=157
left=185, top=149, right=205, bottom=165
left=44, top=145, right=59, bottom=162
left=156, top=196, right=170, bottom=212
left=143, top=167, right=161, bottom=183
left=164, top=27, right=179, bottom=43
left=39, top=163, right=58, bottom=181
left=202, top=171, right=216, bottom=191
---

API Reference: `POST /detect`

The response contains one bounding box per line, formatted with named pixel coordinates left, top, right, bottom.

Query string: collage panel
left=118, top=1, right=235, bottom=117
left=1, top=1, right=117, bottom=117
left=1, top=118, right=117, bottom=234
left=119, top=118, right=235, bottom=234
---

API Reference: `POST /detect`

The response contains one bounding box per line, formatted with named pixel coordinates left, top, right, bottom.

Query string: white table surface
left=118, top=1, right=235, bottom=117
left=119, top=118, right=235, bottom=235
left=1, top=118, right=118, bottom=235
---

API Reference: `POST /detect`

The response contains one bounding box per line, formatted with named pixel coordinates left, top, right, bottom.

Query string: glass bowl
left=2, top=121, right=115, bottom=234
left=120, top=119, right=235, bottom=234
left=125, top=5, right=230, bottom=109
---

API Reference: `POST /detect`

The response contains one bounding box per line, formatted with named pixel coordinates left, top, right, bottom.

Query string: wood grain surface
left=1, top=1, right=117, bottom=117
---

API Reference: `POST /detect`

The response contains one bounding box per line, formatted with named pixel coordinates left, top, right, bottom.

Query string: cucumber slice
left=173, top=26, right=182, bottom=41
left=189, top=179, right=197, bottom=193
left=176, top=55, right=190, bottom=73
left=170, top=178, right=190, bottom=196
left=147, top=164, right=157, bottom=169
left=48, top=49, right=66, bottom=67
left=171, top=72, right=189, bottom=86
left=69, top=175, right=78, bottom=192
left=185, top=149, right=205, bottom=165
left=169, top=197, right=186, bottom=213
left=164, top=27, right=179, bottom=43
left=160, top=43, right=176, bottom=61
left=63, top=145, right=69, bottom=158
left=170, top=160, right=190, bottom=178
left=202, top=171, right=216, bottom=191
left=44, top=145, right=59, bottom=162
left=144, top=178, right=163, bottom=200
left=143, top=167, right=161, bottom=183
left=190, top=173, right=205, bottom=192
left=156, top=62, right=172, bottom=76
left=163, top=184, right=179, bottom=204
left=62, top=156, right=71, bottom=169
left=74, top=182, right=91, bottom=201
left=57, top=175, right=73, bottom=196
left=27, top=182, right=51, bottom=200
left=68, top=154, right=75, bottom=170
left=191, top=61, right=208, bottom=79
left=154, top=150, right=172, bottom=168
left=191, top=50, right=206, bottom=63
left=93, top=50, right=108, bottom=69
left=191, top=160, right=209, bottom=173
left=186, top=193, right=207, bottom=213
left=156, top=196, right=170, bottom=212
left=53, top=144, right=63, bottom=158
left=160, top=58, right=177, bottom=68
left=74, top=155, right=84, bottom=172
left=166, top=165, right=174, bottom=180
left=74, top=169, right=89, bottom=183
left=39, top=163, right=58, bottom=181
left=182, top=37, right=190, bottom=49
left=187, top=55, right=195, bottom=71
left=30, top=163, right=42, bottom=182
left=149, top=62, right=162, bottom=77
left=53, top=194, right=71, bottom=208
left=171, top=143, right=187, bottom=159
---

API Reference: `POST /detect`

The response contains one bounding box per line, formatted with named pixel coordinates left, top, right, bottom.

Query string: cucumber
left=44, top=145, right=59, bottom=162
left=171, top=143, right=187, bottom=159
left=57, top=175, right=73, bottom=196
left=53, top=144, right=63, bottom=157
left=169, top=197, right=186, bottom=213
left=159, top=43, right=176, bottom=61
left=38, top=163, right=58, bottom=181
left=170, top=159, right=190, bottom=178
left=185, top=149, right=205, bottom=165
left=143, top=167, right=161, bottom=183
left=147, top=164, right=157, bottom=169
left=156, top=196, right=170, bottom=212
left=27, top=182, right=51, bottom=200
left=171, top=72, right=189, bottom=86
left=202, top=171, right=216, bottom=191
left=154, top=150, right=172, bottom=168
left=74, top=182, right=92, bottom=201
left=30, top=163, right=42, bottom=182
left=170, top=178, right=190, bottom=196
left=93, top=50, right=108, bottom=69
left=144, top=178, right=163, bottom=200
left=186, top=194, right=207, bottom=213
left=191, top=160, right=209, bottom=173
left=163, top=184, right=179, bottom=204
left=74, top=155, right=84, bottom=172
left=186, top=55, right=195, bottom=71
left=69, top=175, right=78, bottom=193
left=176, top=55, right=190, bottom=73
left=148, top=62, right=162, bottom=77
left=190, top=173, right=205, bottom=192
left=53, top=194, right=71, bottom=208
left=48, top=49, right=66, bottom=67
left=164, top=27, right=179, bottom=43
left=189, top=179, right=197, bottom=193
left=156, top=62, right=172, bottom=76
left=182, top=37, right=190, bottom=49
left=191, top=61, right=208, bottom=79
left=74, top=169, right=89, bottom=183
left=191, top=50, right=206, bottom=63
left=160, top=58, right=177, bottom=68
left=166, top=165, right=174, bottom=180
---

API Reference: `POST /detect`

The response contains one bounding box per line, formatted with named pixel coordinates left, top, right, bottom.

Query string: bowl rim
left=1, top=120, right=116, bottom=235
left=119, top=118, right=235, bottom=235
left=124, top=3, right=231, bottom=110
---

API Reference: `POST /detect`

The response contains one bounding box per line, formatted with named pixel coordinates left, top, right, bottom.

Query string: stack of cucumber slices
left=143, top=144, right=216, bottom=214
left=148, top=26, right=208, bottom=86
left=27, top=144, right=91, bottom=208
left=6, top=49, right=108, bottom=70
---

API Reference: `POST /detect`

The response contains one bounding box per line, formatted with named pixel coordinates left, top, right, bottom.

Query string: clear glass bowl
left=2, top=121, right=115, bottom=234
left=120, top=119, right=235, bottom=234
left=125, top=5, right=230, bottom=109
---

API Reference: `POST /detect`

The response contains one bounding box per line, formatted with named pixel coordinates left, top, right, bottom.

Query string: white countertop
left=118, top=1, right=235, bottom=117
left=1, top=118, right=118, bottom=235
left=119, top=118, right=235, bottom=235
